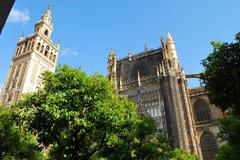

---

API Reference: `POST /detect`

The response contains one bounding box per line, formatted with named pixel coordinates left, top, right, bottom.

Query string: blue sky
left=1, top=0, right=240, bottom=89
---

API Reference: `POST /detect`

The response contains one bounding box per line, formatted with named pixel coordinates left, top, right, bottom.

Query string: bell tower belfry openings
left=0, top=6, right=60, bottom=105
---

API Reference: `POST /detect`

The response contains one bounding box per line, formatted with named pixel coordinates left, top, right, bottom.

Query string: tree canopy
left=201, top=33, right=240, bottom=160
left=0, top=106, right=44, bottom=160
left=12, top=65, right=198, bottom=160
left=201, top=33, right=240, bottom=115
left=15, top=65, right=139, bottom=159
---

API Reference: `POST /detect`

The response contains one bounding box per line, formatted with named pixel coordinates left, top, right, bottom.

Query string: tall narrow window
left=37, top=43, right=41, bottom=50
left=40, top=45, right=44, bottom=54
left=53, top=54, right=56, bottom=62
left=44, top=29, right=49, bottom=36
left=193, top=99, right=211, bottom=121
left=23, top=42, right=28, bottom=53
left=200, top=131, right=217, bottom=160
left=50, top=52, right=53, bottom=60
left=45, top=45, right=49, bottom=57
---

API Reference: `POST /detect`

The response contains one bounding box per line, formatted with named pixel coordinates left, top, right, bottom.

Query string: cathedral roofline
left=117, top=47, right=162, bottom=62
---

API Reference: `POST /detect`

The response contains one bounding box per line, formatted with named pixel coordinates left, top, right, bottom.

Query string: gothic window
left=40, top=45, right=44, bottom=54
left=53, top=54, right=56, bottom=62
left=44, top=45, right=49, bottom=57
left=193, top=99, right=211, bottom=122
left=7, top=94, right=13, bottom=103
left=200, top=131, right=217, bottom=160
left=37, top=42, right=41, bottom=50
left=14, top=65, right=21, bottom=78
left=44, top=29, right=49, bottom=36
left=50, top=52, right=53, bottom=60
left=27, top=41, right=31, bottom=51
left=11, top=80, right=16, bottom=89
left=23, top=42, right=28, bottom=53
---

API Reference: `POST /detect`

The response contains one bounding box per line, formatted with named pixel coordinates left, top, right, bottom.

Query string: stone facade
left=108, top=33, right=199, bottom=155
left=108, top=33, right=224, bottom=160
left=0, top=0, right=15, bottom=34
left=189, top=87, right=223, bottom=160
left=0, top=7, right=59, bottom=105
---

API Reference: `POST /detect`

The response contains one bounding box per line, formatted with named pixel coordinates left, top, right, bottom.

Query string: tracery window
left=200, top=131, right=217, bottom=160
left=193, top=99, right=211, bottom=121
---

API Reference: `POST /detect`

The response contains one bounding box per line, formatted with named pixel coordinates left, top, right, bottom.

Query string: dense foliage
left=0, top=106, right=44, bottom=160
left=3, top=64, right=198, bottom=159
left=15, top=65, right=139, bottom=159
left=214, top=116, right=240, bottom=160
left=201, top=33, right=240, bottom=114
left=201, top=33, right=240, bottom=160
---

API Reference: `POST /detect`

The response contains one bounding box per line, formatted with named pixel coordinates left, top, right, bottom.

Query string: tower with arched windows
left=0, top=6, right=59, bottom=105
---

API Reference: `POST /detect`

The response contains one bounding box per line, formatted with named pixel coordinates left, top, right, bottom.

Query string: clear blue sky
left=1, top=0, right=240, bottom=89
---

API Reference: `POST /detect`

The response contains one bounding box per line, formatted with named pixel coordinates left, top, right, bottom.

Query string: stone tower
left=0, top=6, right=59, bottom=105
left=108, top=33, right=199, bottom=155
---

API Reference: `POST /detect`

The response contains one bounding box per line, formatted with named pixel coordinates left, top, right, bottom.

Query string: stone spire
left=161, top=36, right=168, bottom=59
left=108, top=49, right=117, bottom=86
left=166, top=32, right=177, bottom=60
left=34, top=5, right=53, bottom=39
left=161, top=33, right=180, bottom=73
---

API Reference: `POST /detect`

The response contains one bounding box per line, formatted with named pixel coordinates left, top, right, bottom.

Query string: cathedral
left=0, top=7, right=59, bottom=104
left=0, top=7, right=224, bottom=160
left=108, top=33, right=224, bottom=160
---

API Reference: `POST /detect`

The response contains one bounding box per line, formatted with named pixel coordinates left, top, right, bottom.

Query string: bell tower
left=34, top=5, right=53, bottom=39
left=0, top=6, right=60, bottom=105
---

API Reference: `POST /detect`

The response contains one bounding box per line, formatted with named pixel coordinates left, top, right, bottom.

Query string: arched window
left=40, top=45, right=44, bottom=54
left=200, top=131, right=217, bottom=160
left=27, top=42, right=31, bottom=51
left=44, top=29, right=49, bottom=36
left=44, top=45, right=49, bottom=57
left=23, top=42, right=28, bottom=53
left=37, top=43, right=41, bottom=50
left=193, top=99, right=211, bottom=121
left=53, top=54, right=56, bottom=62
left=50, top=52, right=53, bottom=60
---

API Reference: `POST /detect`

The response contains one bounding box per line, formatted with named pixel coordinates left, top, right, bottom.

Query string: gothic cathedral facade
left=0, top=7, right=59, bottom=105
left=108, top=33, right=224, bottom=160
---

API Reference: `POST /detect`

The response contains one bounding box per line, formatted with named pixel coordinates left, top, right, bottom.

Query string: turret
left=161, top=33, right=180, bottom=73
left=107, top=49, right=117, bottom=86
left=166, top=32, right=179, bottom=71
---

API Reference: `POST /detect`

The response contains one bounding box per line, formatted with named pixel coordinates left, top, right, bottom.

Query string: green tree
left=0, top=106, right=44, bottom=160
left=201, top=33, right=240, bottom=160
left=201, top=33, right=240, bottom=114
left=16, top=65, right=139, bottom=160
left=99, top=115, right=173, bottom=160
left=169, top=149, right=199, bottom=160
left=16, top=65, right=198, bottom=159
left=98, top=114, right=198, bottom=160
